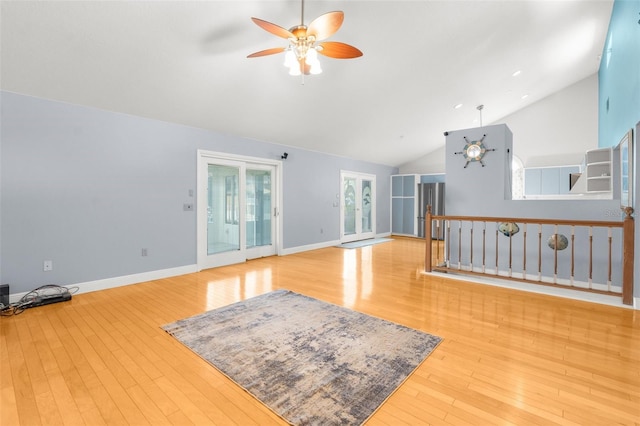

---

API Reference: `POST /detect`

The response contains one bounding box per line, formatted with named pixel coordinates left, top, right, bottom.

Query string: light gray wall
left=445, top=124, right=514, bottom=217
left=281, top=148, right=393, bottom=248
left=399, top=73, right=599, bottom=174
left=0, top=91, right=396, bottom=294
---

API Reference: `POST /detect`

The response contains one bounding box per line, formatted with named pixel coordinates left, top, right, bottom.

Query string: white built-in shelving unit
left=585, top=147, right=612, bottom=193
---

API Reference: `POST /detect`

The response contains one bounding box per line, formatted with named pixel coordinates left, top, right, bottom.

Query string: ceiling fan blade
left=307, top=11, right=344, bottom=41
left=317, top=41, right=363, bottom=59
left=247, top=47, right=286, bottom=58
left=251, top=17, right=295, bottom=39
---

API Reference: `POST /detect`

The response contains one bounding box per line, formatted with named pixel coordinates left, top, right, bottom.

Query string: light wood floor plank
left=47, top=372, right=85, bottom=426
left=81, top=379, right=128, bottom=425
left=2, top=237, right=639, bottom=425
left=125, top=383, right=172, bottom=425
left=7, top=320, right=41, bottom=425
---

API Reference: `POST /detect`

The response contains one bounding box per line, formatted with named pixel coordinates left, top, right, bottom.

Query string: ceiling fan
left=247, top=0, right=363, bottom=76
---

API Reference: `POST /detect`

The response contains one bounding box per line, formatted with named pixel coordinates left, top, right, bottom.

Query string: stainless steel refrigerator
left=417, top=182, right=445, bottom=239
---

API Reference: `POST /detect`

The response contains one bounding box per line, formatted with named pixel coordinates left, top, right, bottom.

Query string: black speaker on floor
left=0, top=284, right=9, bottom=307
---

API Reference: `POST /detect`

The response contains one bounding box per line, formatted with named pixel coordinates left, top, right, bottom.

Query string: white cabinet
left=524, top=166, right=580, bottom=196
left=585, top=148, right=612, bottom=193
left=569, top=147, right=613, bottom=197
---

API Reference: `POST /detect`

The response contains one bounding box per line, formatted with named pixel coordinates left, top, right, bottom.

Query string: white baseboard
left=10, top=264, right=198, bottom=303
left=281, top=240, right=341, bottom=255
left=280, top=233, right=392, bottom=256
left=425, top=270, right=638, bottom=310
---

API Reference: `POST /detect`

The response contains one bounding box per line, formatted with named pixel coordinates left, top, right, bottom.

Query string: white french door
left=340, top=171, right=376, bottom=243
left=197, top=151, right=280, bottom=270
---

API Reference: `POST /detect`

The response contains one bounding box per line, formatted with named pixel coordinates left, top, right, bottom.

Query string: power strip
left=28, top=292, right=72, bottom=308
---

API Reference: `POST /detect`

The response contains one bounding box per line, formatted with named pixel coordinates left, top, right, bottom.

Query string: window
left=512, top=155, right=524, bottom=200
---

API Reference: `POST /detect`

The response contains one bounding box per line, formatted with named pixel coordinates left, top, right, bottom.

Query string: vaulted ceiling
left=0, top=1, right=613, bottom=167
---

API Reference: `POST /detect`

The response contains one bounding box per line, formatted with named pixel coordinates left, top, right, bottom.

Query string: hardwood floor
left=1, top=237, right=639, bottom=425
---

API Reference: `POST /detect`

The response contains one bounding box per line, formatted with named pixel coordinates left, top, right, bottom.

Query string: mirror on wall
left=618, top=128, right=633, bottom=208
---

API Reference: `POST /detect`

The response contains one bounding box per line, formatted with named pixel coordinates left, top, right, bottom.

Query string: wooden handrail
left=424, top=205, right=635, bottom=305
left=429, top=214, right=623, bottom=229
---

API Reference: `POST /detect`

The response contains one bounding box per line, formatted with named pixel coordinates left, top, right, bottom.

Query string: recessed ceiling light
left=454, top=103, right=463, bottom=109
left=512, top=70, right=522, bottom=77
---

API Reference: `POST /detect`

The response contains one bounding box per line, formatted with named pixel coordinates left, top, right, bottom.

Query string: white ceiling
left=0, top=0, right=613, bottom=167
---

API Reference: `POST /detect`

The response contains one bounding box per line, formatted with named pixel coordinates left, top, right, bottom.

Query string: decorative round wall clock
left=454, top=134, right=495, bottom=168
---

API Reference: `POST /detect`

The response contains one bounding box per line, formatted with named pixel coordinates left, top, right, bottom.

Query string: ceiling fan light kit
left=283, top=40, right=322, bottom=76
left=248, top=0, right=362, bottom=78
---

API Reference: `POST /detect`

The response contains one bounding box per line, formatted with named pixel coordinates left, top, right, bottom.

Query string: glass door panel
left=207, top=164, right=240, bottom=255
left=343, top=177, right=357, bottom=236
left=361, top=179, right=372, bottom=233
left=245, top=166, right=275, bottom=259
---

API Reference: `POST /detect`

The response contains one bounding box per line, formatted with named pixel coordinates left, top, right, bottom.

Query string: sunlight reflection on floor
left=341, top=248, right=373, bottom=309
left=205, top=267, right=273, bottom=311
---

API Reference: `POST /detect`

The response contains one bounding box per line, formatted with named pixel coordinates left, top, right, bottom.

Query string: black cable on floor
left=0, top=284, right=77, bottom=317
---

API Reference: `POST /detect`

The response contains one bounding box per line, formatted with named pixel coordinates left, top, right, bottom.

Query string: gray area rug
left=162, top=289, right=442, bottom=425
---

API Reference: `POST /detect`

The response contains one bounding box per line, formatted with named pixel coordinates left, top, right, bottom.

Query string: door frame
left=340, top=170, right=376, bottom=243
left=196, top=150, right=283, bottom=271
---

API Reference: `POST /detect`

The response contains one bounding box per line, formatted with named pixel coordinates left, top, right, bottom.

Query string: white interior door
left=340, top=171, right=376, bottom=243
left=197, top=151, right=280, bottom=270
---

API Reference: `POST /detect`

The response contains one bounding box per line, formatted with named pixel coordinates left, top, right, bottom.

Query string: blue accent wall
left=598, top=2, right=640, bottom=305
left=598, top=0, right=640, bottom=148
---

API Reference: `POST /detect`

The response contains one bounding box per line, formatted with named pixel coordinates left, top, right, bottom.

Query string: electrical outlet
left=141, top=248, right=148, bottom=257
left=43, top=260, right=53, bottom=271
